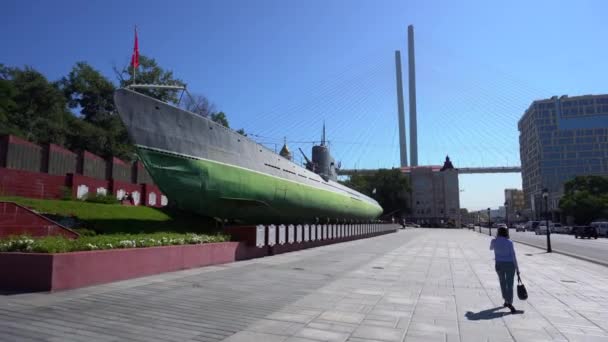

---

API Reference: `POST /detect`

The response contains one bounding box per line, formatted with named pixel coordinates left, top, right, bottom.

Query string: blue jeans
left=495, top=261, right=516, bottom=304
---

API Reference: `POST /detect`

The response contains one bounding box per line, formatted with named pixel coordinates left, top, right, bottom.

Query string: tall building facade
left=504, top=188, right=525, bottom=221
left=518, top=94, right=608, bottom=218
left=405, top=157, right=460, bottom=227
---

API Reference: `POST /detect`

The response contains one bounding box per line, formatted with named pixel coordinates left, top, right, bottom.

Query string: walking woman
left=490, top=227, right=519, bottom=313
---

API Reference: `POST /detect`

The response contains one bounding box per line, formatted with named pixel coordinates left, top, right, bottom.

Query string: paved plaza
left=1, top=229, right=608, bottom=342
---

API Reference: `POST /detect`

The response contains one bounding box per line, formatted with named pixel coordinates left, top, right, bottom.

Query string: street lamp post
left=487, top=208, right=492, bottom=236
left=542, top=188, right=552, bottom=253
left=504, top=201, right=509, bottom=229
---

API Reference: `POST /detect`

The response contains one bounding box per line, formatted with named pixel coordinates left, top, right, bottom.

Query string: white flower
left=85, top=243, right=98, bottom=250
left=186, top=234, right=205, bottom=244
left=119, top=240, right=136, bottom=248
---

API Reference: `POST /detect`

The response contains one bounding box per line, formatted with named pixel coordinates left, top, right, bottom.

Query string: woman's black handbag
left=517, top=273, right=528, bottom=300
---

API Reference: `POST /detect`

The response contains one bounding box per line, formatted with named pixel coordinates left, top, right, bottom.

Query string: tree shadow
left=465, top=306, right=524, bottom=320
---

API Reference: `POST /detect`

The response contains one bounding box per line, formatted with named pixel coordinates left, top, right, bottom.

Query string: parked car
left=590, top=221, right=608, bottom=237
left=524, top=221, right=540, bottom=232
left=515, top=224, right=525, bottom=232
left=573, top=226, right=598, bottom=239
left=551, top=223, right=570, bottom=234
left=535, top=224, right=550, bottom=235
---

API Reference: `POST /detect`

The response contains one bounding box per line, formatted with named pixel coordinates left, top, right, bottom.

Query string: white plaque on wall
left=296, top=225, right=302, bottom=243
left=148, top=192, right=157, bottom=206
left=116, top=189, right=125, bottom=200
left=304, top=224, right=310, bottom=242
left=268, top=224, right=276, bottom=246
left=77, top=184, right=89, bottom=199
left=132, top=191, right=140, bottom=205
left=288, top=224, right=295, bottom=243
left=278, top=224, right=286, bottom=245
left=256, top=225, right=266, bottom=247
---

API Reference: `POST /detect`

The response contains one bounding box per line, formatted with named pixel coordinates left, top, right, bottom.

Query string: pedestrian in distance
left=490, top=227, right=519, bottom=313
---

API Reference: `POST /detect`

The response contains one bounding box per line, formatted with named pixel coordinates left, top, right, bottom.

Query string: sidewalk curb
left=510, top=238, right=608, bottom=268
left=470, top=229, right=608, bottom=268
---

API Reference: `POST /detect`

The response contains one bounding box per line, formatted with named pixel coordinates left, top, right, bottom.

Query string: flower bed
left=0, top=232, right=229, bottom=253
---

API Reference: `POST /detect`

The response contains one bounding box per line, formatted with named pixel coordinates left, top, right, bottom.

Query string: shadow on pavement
left=0, top=289, right=42, bottom=296
left=465, top=307, right=524, bottom=320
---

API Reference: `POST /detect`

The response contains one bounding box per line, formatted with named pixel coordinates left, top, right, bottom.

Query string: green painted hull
left=138, top=148, right=383, bottom=223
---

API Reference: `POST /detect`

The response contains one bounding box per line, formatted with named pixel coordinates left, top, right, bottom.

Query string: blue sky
left=3, top=0, right=607, bottom=210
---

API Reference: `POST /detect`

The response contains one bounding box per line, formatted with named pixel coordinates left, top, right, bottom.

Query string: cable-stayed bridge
left=338, top=166, right=521, bottom=176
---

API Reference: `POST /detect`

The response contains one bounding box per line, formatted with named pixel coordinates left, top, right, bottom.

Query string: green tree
left=559, top=175, right=608, bottom=224
left=0, top=65, right=18, bottom=135
left=64, top=116, right=109, bottom=156
left=59, top=62, right=135, bottom=160
left=117, top=55, right=185, bottom=104
left=341, top=168, right=410, bottom=217
left=59, top=62, right=116, bottom=123
left=210, top=111, right=229, bottom=128
left=1, top=65, right=71, bottom=145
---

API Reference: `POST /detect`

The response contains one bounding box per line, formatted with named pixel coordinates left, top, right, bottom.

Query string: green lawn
left=0, top=196, right=220, bottom=235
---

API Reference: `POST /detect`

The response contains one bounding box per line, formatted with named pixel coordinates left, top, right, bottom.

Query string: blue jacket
left=490, top=237, right=518, bottom=270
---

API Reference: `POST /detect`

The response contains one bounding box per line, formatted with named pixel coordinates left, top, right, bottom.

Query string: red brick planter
left=0, top=242, right=262, bottom=292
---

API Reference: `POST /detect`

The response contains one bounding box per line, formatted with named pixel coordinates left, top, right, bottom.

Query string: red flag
left=131, top=27, right=139, bottom=69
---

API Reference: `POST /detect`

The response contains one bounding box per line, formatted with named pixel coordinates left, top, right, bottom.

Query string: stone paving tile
left=295, top=327, right=351, bottom=342
left=307, top=321, right=360, bottom=334
left=403, top=329, right=456, bottom=342
left=246, top=319, right=306, bottom=336
left=267, top=311, right=320, bottom=324
left=284, top=337, right=321, bottom=342
left=408, top=321, right=459, bottom=335
left=318, top=311, right=366, bottom=325
left=361, top=319, right=398, bottom=328
left=351, top=325, right=406, bottom=341
left=221, top=331, right=287, bottom=342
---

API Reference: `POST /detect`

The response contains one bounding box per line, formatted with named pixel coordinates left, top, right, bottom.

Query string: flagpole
left=132, top=26, right=137, bottom=85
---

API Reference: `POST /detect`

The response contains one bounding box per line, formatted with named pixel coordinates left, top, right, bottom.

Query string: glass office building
left=518, top=94, right=608, bottom=218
